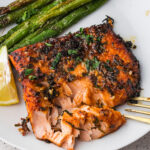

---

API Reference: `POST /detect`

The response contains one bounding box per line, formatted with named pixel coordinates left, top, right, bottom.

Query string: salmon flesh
left=9, top=18, right=140, bottom=150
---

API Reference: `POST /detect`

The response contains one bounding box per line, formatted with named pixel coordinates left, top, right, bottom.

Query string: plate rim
left=0, top=128, right=149, bottom=150
left=1, top=0, right=150, bottom=150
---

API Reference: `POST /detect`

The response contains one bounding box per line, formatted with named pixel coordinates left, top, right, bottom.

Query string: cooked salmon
left=9, top=17, right=140, bottom=150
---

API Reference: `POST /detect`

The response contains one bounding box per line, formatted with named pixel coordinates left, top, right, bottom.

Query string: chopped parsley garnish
left=75, top=28, right=83, bottom=37
left=51, top=52, right=62, bottom=70
left=104, top=63, right=113, bottom=72
left=68, top=49, right=78, bottom=55
left=80, top=27, right=84, bottom=33
left=106, top=60, right=110, bottom=64
left=45, top=43, right=52, bottom=47
left=75, top=32, right=94, bottom=45
left=75, top=33, right=80, bottom=37
left=29, top=75, right=37, bottom=80
left=95, top=84, right=102, bottom=90
left=82, top=34, right=94, bottom=45
left=85, top=59, right=90, bottom=72
left=24, top=69, right=33, bottom=76
left=84, top=57, right=100, bottom=71
left=91, top=57, right=100, bottom=70
left=99, top=45, right=105, bottom=51
left=75, top=31, right=96, bottom=45
left=97, top=37, right=101, bottom=42
left=75, top=57, right=82, bottom=64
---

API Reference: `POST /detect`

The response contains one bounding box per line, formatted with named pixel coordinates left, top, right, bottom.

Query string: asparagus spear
left=2, top=0, right=93, bottom=49
left=0, top=0, right=61, bottom=44
left=0, top=0, right=53, bottom=28
left=0, top=24, right=23, bottom=44
left=0, top=0, right=71, bottom=43
left=9, top=0, right=108, bottom=52
left=0, top=0, right=63, bottom=45
left=0, top=16, right=61, bottom=45
left=15, top=16, right=63, bottom=46
left=0, top=0, right=36, bottom=15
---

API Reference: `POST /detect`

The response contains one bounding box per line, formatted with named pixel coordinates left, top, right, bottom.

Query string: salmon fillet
left=9, top=17, right=140, bottom=150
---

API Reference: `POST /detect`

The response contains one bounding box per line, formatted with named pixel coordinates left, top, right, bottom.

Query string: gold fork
left=124, top=97, right=150, bottom=124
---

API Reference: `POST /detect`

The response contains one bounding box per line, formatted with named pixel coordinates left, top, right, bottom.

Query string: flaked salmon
left=9, top=17, right=140, bottom=150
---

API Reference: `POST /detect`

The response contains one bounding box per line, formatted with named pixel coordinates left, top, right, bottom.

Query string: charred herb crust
left=10, top=17, right=140, bottom=109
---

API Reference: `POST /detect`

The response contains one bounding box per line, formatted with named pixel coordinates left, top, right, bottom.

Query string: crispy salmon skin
left=9, top=17, right=139, bottom=150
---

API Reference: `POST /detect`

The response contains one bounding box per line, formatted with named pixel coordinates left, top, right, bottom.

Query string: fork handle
left=125, top=115, right=150, bottom=124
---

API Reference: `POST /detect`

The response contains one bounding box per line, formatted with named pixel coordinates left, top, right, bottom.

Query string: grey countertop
left=0, top=132, right=150, bottom=150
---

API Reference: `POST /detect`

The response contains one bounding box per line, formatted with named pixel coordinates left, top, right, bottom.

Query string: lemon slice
left=0, top=46, right=19, bottom=105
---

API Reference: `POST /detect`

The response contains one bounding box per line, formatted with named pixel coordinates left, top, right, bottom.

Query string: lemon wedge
left=0, top=46, right=19, bottom=105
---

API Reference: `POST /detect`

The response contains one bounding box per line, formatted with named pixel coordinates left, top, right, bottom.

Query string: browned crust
left=9, top=19, right=140, bottom=109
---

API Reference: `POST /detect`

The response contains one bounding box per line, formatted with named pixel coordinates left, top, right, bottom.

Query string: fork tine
left=131, top=97, right=150, bottom=102
left=125, top=109, right=150, bottom=115
left=125, top=115, right=150, bottom=124
left=127, top=102, right=150, bottom=109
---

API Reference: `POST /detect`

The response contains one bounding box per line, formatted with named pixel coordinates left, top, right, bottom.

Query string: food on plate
left=0, top=0, right=58, bottom=44
left=0, top=0, right=36, bottom=15
left=9, top=0, right=108, bottom=52
left=0, top=0, right=53, bottom=28
left=0, top=0, right=108, bottom=51
left=0, top=46, right=19, bottom=105
left=0, top=0, right=94, bottom=49
left=62, top=105, right=125, bottom=142
left=9, top=17, right=140, bottom=149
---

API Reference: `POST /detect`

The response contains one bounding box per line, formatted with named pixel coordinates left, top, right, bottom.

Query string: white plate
left=0, top=0, right=150, bottom=150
